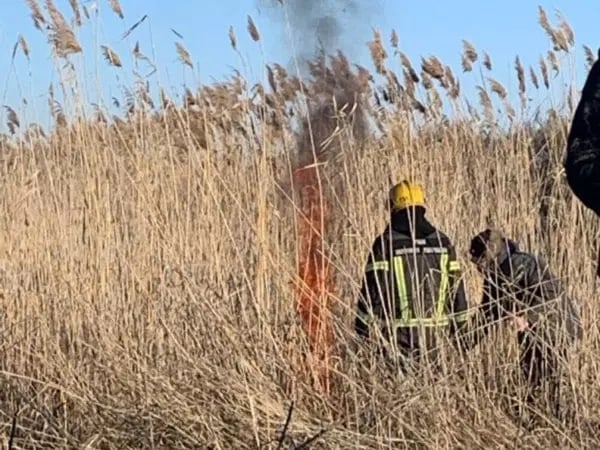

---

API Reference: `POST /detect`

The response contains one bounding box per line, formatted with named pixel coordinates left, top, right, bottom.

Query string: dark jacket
left=564, top=49, right=600, bottom=276
left=565, top=49, right=600, bottom=214
left=355, top=206, right=469, bottom=362
left=466, top=238, right=583, bottom=355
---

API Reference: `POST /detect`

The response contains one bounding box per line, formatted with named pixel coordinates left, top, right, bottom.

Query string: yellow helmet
left=388, top=180, right=426, bottom=211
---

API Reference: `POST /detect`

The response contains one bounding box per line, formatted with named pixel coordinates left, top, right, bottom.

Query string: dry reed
left=0, top=3, right=597, bottom=449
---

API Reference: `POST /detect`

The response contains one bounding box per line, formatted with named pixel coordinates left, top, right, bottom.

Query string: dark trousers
left=518, top=332, right=573, bottom=422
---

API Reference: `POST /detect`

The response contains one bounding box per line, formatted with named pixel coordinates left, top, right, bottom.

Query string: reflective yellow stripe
left=394, top=312, right=470, bottom=328
left=394, top=317, right=449, bottom=328
left=366, top=261, right=389, bottom=272
left=436, top=254, right=449, bottom=319
left=449, top=261, right=460, bottom=272
left=451, top=310, right=470, bottom=322
left=393, top=256, right=411, bottom=321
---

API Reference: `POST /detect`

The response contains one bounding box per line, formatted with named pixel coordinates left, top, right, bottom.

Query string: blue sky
left=0, top=0, right=597, bottom=132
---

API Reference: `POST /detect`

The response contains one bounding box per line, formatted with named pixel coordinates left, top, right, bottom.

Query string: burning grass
left=0, top=1, right=598, bottom=448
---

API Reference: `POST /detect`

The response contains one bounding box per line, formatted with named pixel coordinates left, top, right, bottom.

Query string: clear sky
left=0, top=0, right=597, bottom=132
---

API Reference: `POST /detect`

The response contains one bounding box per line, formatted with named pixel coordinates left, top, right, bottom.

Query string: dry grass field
left=0, top=1, right=598, bottom=448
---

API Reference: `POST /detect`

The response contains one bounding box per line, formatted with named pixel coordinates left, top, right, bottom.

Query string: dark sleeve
left=455, top=279, right=502, bottom=351
left=355, top=237, right=390, bottom=339
left=512, top=254, right=560, bottom=326
left=514, top=254, right=585, bottom=341
left=445, top=242, right=469, bottom=334
left=566, top=53, right=600, bottom=147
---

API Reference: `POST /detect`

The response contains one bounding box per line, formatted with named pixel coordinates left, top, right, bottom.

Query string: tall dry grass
left=0, top=2, right=598, bottom=448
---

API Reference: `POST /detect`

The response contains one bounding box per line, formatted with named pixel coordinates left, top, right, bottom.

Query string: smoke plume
left=258, top=0, right=381, bottom=165
left=258, top=0, right=381, bottom=68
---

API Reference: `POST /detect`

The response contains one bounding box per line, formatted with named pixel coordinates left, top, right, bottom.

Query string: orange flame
left=292, top=164, right=334, bottom=395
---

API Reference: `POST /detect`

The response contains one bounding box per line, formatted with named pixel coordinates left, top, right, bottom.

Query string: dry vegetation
left=0, top=1, right=598, bottom=448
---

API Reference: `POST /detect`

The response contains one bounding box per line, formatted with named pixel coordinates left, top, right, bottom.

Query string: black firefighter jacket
left=355, top=207, right=469, bottom=362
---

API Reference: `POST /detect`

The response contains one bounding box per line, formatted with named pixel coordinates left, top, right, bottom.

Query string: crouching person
left=465, top=229, right=583, bottom=422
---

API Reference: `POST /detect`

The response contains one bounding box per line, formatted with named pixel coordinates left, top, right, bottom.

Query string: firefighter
left=465, top=229, right=583, bottom=420
left=355, top=180, right=469, bottom=373
left=564, top=48, right=600, bottom=277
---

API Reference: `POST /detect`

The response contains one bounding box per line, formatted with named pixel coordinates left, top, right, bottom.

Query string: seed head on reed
left=445, top=66, right=459, bottom=99
left=421, top=70, right=433, bottom=90
left=515, top=56, right=526, bottom=95
left=47, top=0, right=67, bottom=29
left=11, top=34, right=29, bottom=60
left=462, top=40, right=478, bottom=63
left=583, top=45, right=596, bottom=70
left=247, top=16, right=260, bottom=42
left=487, top=78, right=507, bottom=100
left=461, top=40, right=478, bottom=72
left=50, top=28, right=82, bottom=57
left=19, top=35, right=30, bottom=60
left=411, top=98, right=426, bottom=114
left=4, top=106, right=19, bottom=126
left=26, top=0, right=46, bottom=30
left=537, top=6, right=555, bottom=42
left=109, top=0, right=124, bottom=19
left=101, top=45, right=122, bottom=67
left=554, top=31, right=569, bottom=53
left=476, top=86, right=494, bottom=121
left=529, top=66, right=539, bottom=90
left=69, top=0, right=81, bottom=27
left=274, top=63, right=287, bottom=80
left=483, top=52, right=492, bottom=70
left=4, top=106, right=20, bottom=135
left=399, top=52, right=419, bottom=82
left=461, top=57, right=473, bottom=73
left=44, top=0, right=82, bottom=57
left=559, top=16, right=575, bottom=47
left=368, top=29, right=387, bottom=75
left=175, top=42, right=193, bottom=69
left=228, top=26, right=237, bottom=50
left=391, top=29, right=399, bottom=49
left=538, top=6, right=571, bottom=52
left=539, top=56, right=549, bottom=88
left=421, top=56, right=445, bottom=81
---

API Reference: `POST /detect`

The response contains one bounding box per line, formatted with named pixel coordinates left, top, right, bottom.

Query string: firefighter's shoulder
left=423, top=228, right=455, bottom=249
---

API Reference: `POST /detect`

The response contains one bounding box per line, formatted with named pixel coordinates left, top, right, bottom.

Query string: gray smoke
left=258, top=0, right=381, bottom=68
